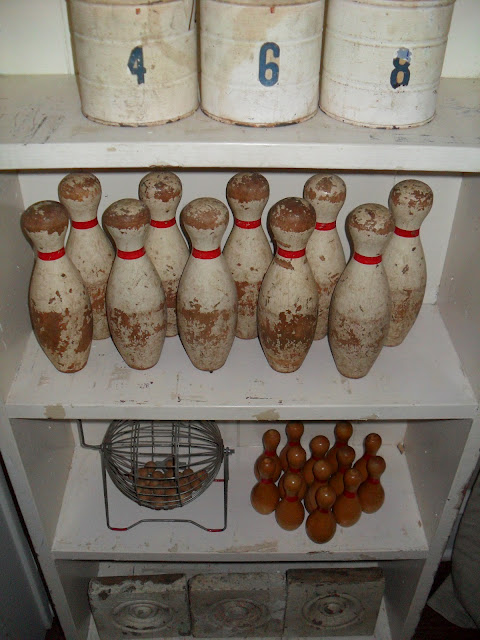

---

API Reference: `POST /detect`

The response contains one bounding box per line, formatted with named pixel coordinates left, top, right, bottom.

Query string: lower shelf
left=52, top=422, right=428, bottom=561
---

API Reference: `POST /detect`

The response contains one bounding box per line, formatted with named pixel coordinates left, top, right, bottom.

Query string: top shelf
left=1, top=76, right=479, bottom=173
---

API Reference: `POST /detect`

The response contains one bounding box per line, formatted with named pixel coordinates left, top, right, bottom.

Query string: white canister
left=320, top=0, right=456, bottom=128
left=70, top=0, right=198, bottom=126
left=200, top=0, right=325, bottom=127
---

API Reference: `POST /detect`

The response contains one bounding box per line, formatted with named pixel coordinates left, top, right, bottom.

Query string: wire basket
left=77, top=419, right=233, bottom=532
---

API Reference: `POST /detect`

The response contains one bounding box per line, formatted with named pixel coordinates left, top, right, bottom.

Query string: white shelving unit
left=0, top=51, right=479, bottom=640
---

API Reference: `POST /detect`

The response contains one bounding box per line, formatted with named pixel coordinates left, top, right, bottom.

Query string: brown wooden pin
left=254, top=429, right=282, bottom=482
left=325, top=421, right=353, bottom=474
left=251, top=457, right=280, bottom=515
left=333, top=468, right=363, bottom=527
left=303, top=435, right=330, bottom=485
left=304, top=459, right=332, bottom=514
left=330, top=445, right=356, bottom=497
left=306, top=484, right=337, bottom=544
left=279, top=446, right=307, bottom=500
left=358, top=455, right=386, bottom=514
left=279, top=421, right=305, bottom=471
left=275, top=473, right=305, bottom=531
left=354, top=433, right=382, bottom=483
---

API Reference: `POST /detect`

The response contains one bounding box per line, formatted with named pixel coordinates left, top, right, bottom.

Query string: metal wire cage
left=77, top=419, right=233, bottom=532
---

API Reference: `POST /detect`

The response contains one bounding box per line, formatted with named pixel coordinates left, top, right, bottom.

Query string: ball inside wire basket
left=103, top=420, right=224, bottom=511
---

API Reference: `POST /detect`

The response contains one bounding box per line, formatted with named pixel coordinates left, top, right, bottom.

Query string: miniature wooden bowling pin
left=303, top=435, right=330, bottom=486
left=279, top=421, right=305, bottom=471
left=58, top=173, right=114, bottom=340
left=358, top=455, right=386, bottom=514
left=306, top=484, right=337, bottom=544
left=279, top=446, right=307, bottom=500
left=304, top=459, right=332, bottom=514
left=330, top=445, right=356, bottom=497
left=304, top=174, right=347, bottom=340
left=329, top=204, right=394, bottom=378
left=383, top=179, right=434, bottom=346
left=275, top=473, right=305, bottom=531
left=177, top=198, right=237, bottom=371
left=21, top=201, right=93, bottom=372
left=325, top=421, right=353, bottom=474
left=354, top=433, right=382, bottom=483
left=333, top=468, right=363, bottom=527
left=258, top=197, right=318, bottom=373
left=139, top=171, right=189, bottom=337
left=251, top=457, right=280, bottom=515
left=254, top=429, right=282, bottom=482
left=103, top=199, right=166, bottom=369
left=224, top=172, right=273, bottom=339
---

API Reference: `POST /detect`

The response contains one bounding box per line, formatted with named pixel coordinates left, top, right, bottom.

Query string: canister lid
left=205, top=0, right=322, bottom=5
left=74, top=0, right=182, bottom=5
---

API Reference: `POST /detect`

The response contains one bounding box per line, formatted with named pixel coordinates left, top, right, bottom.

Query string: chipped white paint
left=59, top=173, right=115, bottom=340
left=103, top=199, right=167, bottom=370
left=321, top=0, right=456, bottom=128
left=384, top=179, right=434, bottom=347
left=140, top=171, right=189, bottom=337
left=223, top=172, right=273, bottom=340
left=200, top=0, right=325, bottom=126
left=329, top=204, right=394, bottom=379
left=177, top=198, right=237, bottom=371
left=303, top=174, right=347, bottom=341
left=70, top=0, right=198, bottom=126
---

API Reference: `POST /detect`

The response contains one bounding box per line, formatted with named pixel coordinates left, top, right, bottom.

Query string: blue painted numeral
left=259, top=42, right=280, bottom=87
left=128, top=46, right=146, bottom=84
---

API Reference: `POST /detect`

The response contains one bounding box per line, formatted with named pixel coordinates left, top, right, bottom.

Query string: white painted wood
left=6, top=305, right=476, bottom=421
left=0, top=76, right=478, bottom=171
left=52, top=428, right=428, bottom=561
left=438, top=174, right=480, bottom=398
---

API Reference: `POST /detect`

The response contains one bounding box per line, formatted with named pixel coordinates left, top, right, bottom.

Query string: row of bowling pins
left=251, top=421, right=386, bottom=543
left=21, top=170, right=432, bottom=377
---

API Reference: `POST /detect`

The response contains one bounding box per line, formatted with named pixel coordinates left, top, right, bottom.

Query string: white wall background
left=0, top=0, right=479, bottom=77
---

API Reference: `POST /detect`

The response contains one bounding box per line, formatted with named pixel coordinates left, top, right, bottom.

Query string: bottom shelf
left=85, top=598, right=392, bottom=640
left=52, top=421, right=427, bottom=561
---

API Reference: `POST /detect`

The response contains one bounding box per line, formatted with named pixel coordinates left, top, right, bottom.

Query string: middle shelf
left=6, top=304, right=477, bottom=421
left=52, top=421, right=428, bottom=562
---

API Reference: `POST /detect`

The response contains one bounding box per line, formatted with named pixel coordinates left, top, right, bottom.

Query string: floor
left=45, top=563, right=479, bottom=639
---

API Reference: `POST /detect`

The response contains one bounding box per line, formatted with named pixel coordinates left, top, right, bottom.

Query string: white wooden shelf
left=0, top=75, right=478, bottom=172
left=52, top=435, right=427, bottom=562
left=6, top=305, right=476, bottom=421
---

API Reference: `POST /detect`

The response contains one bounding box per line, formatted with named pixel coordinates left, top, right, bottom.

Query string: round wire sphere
left=101, top=420, right=224, bottom=510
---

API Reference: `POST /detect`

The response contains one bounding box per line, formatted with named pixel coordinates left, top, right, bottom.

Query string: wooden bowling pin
left=279, top=421, right=305, bottom=471
left=325, top=421, right=353, bottom=474
left=254, top=429, right=282, bottom=482
left=279, top=446, right=307, bottom=500
left=58, top=173, right=114, bottom=340
left=358, top=455, right=386, bottom=514
left=224, top=172, right=273, bottom=339
left=139, top=171, right=189, bottom=337
left=329, top=203, right=394, bottom=378
left=275, top=473, right=305, bottom=531
left=21, top=201, right=93, bottom=373
left=304, top=174, right=347, bottom=340
left=258, top=197, right=318, bottom=373
left=303, top=435, right=330, bottom=486
left=306, top=484, right=337, bottom=544
left=251, top=457, right=280, bottom=515
left=330, top=445, right=356, bottom=497
left=354, top=433, right=382, bottom=483
left=383, top=179, right=434, bottom=346
left=177, top=198, right=237, bottom=371
left=333, top=468, right=363, bottom=527
left=103, top=199, right=166, bottom=369
left=304, top=459, right=332, bottom=514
